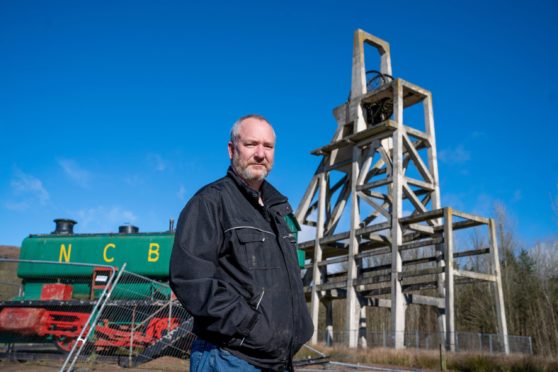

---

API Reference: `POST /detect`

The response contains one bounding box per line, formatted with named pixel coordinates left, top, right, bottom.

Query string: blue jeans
left=190, top=339, right=262, bottom=372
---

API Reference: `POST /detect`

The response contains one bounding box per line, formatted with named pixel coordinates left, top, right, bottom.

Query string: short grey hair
left=230, top=114, right=274, bottom=145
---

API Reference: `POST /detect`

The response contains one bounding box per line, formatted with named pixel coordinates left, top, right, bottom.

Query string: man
left=169, top=114, right=313, bottom=371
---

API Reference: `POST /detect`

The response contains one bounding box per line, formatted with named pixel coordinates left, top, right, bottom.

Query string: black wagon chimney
left=52, top=219, right=77, bottom=235
left=119, top=225, right=139, bottom=234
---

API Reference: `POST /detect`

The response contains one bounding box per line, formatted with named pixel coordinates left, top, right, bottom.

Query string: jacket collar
left=226, top=166, right=287, bottom=208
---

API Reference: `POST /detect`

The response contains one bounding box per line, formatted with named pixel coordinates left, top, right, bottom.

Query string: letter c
left=103, top=243, right=116, bottom=263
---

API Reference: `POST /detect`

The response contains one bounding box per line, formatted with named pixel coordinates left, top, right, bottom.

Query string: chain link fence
left=62, top=268, right=195, bottom=371
left=327, top=330, right=533, bottom=354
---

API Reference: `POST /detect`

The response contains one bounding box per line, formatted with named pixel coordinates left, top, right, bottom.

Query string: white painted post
left=489, top=219, right=510, bottom=354
left=391, top=79, right=406, bottom=349
left=423, top=92, right=447, bottom=349
left=346, top=146, right=362, bottom=348
left=444, top=208, right=455, bottom=352
left=310, top=174, right=327, bottom=344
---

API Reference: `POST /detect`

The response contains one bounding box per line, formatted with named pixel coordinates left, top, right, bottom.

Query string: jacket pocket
left=236, top=229, right=279, bottom=270
left=238, top=296, right=285, bottom=359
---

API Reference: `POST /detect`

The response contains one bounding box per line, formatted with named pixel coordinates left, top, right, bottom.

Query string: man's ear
left=228, top=141, right=234, bottom=160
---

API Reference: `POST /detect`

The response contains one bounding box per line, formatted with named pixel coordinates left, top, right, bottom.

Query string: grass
left=295, top=344, right=558, bottom=371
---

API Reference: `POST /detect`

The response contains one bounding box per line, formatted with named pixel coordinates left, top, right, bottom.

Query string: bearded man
left=170, top=114, right=313, bottom=372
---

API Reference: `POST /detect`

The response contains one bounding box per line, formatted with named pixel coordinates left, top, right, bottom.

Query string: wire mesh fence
left=62, top=268, right=195, bottom=371
left=327, top=330, right=533, bottom=354
left=453, top=332, right=533, bottom=355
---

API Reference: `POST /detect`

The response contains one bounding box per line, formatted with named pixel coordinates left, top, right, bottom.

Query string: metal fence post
left=129, top=304, right=136, bottom=367
left=61, top=263, right=127, bottom=372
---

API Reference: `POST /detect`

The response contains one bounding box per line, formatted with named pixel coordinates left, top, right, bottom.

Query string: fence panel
left=328, top=330, right=532, bottom=355
left=64, top=269, right=196, bottom=370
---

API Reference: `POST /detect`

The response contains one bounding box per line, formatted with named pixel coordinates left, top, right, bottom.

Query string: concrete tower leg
left=391, top=79, right=406, bottom=349
left=489, top=219, right=510, bottom=354
left=345, top=146, right=362, bottom=348
left=310, top=174, right=327, bottom=344
left=443, top=208, right=455, bottom=351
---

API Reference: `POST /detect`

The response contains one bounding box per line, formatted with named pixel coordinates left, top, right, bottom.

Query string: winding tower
left=295, top=29, right=509, bottom=352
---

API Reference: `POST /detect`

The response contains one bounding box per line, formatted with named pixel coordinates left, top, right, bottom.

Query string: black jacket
left=169, top=168, right=313, bottom=371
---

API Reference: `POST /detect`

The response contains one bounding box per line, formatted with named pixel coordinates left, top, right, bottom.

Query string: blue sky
left=1, top=1, right=557, bottom=247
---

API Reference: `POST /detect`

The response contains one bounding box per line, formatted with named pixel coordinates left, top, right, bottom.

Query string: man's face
left=228, top=118, right=275, bottom=187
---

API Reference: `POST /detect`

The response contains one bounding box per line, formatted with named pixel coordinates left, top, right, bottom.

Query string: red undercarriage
left=0, top=307, right=180, bottom=352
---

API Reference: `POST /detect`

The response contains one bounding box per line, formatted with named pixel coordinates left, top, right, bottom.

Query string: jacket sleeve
left=169, top=194, right=258, bottom=338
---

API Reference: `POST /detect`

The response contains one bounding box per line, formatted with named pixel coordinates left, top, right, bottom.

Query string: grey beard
left=232, top=156, right=269, bottom=183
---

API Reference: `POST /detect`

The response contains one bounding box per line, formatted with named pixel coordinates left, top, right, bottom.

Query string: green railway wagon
left=19, top=232, right=173, bottom=279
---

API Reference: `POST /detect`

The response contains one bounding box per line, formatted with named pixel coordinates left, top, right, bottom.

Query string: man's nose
left=254, top=145, right=265, bottom=159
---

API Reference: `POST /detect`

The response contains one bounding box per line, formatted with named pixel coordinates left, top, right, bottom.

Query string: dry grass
left=296, top=344, right=558, bottom=371
left=303, top=345, right=441, bottom=370
left=448, top=352, right=558, bottom=372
